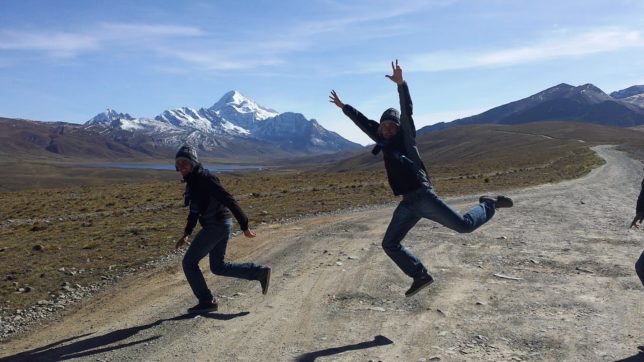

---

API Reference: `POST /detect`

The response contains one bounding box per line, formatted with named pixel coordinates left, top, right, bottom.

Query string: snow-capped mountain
left=611, top=85, right=644, bottom=109
left=209, top=90, right=279, bottom=130
left=253, top=112, right=354, bottom=153
left=623, top=94, right=644, bottom=109
left=83, top=91, right=360, bottom=159
left=610, top=85, right=644, bottom=100
left=86, top=109, right=135, bottom=128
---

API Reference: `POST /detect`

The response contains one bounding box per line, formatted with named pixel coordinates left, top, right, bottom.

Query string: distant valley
left=1, top=83, right=644, bottom=167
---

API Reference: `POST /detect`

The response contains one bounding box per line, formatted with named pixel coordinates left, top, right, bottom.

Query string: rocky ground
left=0, top=145, right=642, bottom=361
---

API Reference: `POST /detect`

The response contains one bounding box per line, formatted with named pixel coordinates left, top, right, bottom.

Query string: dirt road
left=1, top=145, right=642, bottom=362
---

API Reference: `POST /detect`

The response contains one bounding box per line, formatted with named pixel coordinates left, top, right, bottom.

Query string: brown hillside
left=325, top=121, right=644, bottom=173
left=0, top=118, right=164, bottom=161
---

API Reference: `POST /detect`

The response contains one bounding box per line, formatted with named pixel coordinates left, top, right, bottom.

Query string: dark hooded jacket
left=637, top=178, right=644, bottom=213
left=182, top=163, right=249, bottom=235
left=342, top=81, right=432, bottom=195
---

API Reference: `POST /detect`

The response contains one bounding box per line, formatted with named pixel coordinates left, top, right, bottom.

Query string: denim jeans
left=382, top=187, right=496, bottom=278
left=182, top=218, right=264, bottom=303
left=636, top=249, right=644, bottom=286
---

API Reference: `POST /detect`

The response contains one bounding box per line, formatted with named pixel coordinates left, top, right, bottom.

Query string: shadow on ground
left=0, top=311, right=249, bottom=362
left=615, top=346, right=644, bottom=362
left=295, top=335, right=393, bottom=362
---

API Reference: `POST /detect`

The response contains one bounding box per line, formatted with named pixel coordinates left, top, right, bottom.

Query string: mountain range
left=2, top=83, right=644, bottom=163
left=84, top=91, right=361, bottom=160
left=418, top=83, right=644, bottom=134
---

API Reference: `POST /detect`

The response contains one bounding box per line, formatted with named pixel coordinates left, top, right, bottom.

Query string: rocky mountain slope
left=419, top=83, right=644, bottom=134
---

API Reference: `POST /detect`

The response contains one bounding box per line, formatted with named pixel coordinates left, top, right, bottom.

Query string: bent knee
left=452, top=224, right=475, bottom=234
left=210, top=262, right=225, bottom=275
left=636, top=259, right=644, bottom=273
left=381, top=240, right=402, bottom=252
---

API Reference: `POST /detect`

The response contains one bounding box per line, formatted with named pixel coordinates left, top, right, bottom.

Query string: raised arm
left=329, top=89, right=380, bottom=142
left=386, top=59, right=416, bottom=140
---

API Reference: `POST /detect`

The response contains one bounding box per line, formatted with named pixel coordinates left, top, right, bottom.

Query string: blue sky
left=1, top=0, right=643, bottom=145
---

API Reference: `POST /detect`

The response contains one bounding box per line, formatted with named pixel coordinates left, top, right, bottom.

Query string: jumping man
left=329, top=59, right=513, bottom=297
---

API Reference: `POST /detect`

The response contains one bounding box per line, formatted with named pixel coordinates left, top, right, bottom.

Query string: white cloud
left=99, top=23, right=203, bottom=37
left=0, top=23, right=203, bottom=59
left=475, top=29, right=643, bottom=66
left=402, top=28, right=644, bottom=73
left=164, top=49, right=284, bottom=71
left=0, top=30, right=99, bottom=58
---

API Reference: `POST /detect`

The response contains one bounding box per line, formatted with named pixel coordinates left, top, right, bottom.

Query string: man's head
left=175, top=144, right=198, bottom=177
left=379, top=108, right=400, bottom=140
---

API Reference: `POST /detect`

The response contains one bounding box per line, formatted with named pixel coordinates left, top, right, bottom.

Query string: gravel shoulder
left=1, top=145, right=642, bottom=362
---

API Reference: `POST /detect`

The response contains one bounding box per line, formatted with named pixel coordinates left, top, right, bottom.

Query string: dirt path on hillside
left=1, top=145, right=642, bottom=362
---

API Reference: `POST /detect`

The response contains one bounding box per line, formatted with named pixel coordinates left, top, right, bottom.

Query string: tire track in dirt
left=1, top=146, right=642, bottom=362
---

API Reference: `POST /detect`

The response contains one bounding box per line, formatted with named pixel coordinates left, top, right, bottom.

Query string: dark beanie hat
left=379, top=108, right=400, bottom=125
left=175, top=144, right=198, bottom=164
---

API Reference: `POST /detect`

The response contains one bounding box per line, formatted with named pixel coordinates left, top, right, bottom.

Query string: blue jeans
left=636, top=249, right=644, bottom=286
left=182, top=219, right=264, bottom=303
left=382, top=187, right=496, bottom=278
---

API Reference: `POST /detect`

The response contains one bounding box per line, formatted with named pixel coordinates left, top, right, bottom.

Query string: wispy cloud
left=0, top=23, right=203, bottom=59
left=0, top=30, right=99, bottom=58
left=100, top=23, right=203, bottom=37
left=402, top=28, right=644, bottom=73
left=475, top=28, right=643, bottom=66
left=162, top=2, right=435, bottom=72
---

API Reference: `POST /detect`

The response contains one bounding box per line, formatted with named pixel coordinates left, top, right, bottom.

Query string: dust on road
left=1, top=145, right=642, bottom=362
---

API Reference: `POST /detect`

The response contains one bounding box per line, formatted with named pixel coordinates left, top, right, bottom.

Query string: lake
left=77, top=163, right=268, bottom=172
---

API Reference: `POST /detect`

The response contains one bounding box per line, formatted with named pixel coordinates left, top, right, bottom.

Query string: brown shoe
left=479, top=195, right=513, bottom=209
left=405, top=273, right=434, bottom=297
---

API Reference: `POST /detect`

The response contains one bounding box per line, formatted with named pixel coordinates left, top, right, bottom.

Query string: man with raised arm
left=329, top=60, right=513, bottom=297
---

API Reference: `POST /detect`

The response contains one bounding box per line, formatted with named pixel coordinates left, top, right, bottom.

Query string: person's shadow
left=0, top=311, right=249, bottom=362
left=295, top=335, right=394, bottom=362
left=615, top=346, right=644, bottom=362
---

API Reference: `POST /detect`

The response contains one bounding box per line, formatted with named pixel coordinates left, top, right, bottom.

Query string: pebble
left=1, top=248, right=184, bottom=343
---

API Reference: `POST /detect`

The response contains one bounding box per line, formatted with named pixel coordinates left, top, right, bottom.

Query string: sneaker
left=405, top=273, right=434, bottom=297
left=479, top=195, right=514, bottom=209
left=258, top=267, right=271, bottom=295
left=187, top=299, right=218, bottom=314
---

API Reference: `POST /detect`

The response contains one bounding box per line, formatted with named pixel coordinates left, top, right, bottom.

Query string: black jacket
left=342, top=82, right=431, bottom=195
left=637, top=178, right=644, bottom=213
left=182, top=164, right=249, bottom=235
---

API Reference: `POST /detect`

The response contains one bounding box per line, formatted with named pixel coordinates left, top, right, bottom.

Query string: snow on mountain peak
left=81, top=90, right=360, bottom=155
left=210, top=90, right=279, bottom=122
left=86, top=108, right=134, bottom=126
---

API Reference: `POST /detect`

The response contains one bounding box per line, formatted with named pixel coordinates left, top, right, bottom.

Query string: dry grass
left=0, top=143, right=604, bottom=312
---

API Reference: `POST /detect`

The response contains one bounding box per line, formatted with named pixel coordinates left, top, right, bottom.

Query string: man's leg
left=208, top=219, right=270, bottom=293
left=182, top=229, right=217, bottom=303
left=415, top=188, right=495, bottom=233
left=636, top=249, right=644, bottom=286
left=382, top=201, right=425, bottom=278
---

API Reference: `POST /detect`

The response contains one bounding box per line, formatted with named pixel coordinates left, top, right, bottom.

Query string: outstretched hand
left=385, top=59, right=404, bottom=85
left=243, top=229, right=256, bottom=238
left=329, top=90, right=345, bottom=109
left=630, top=213, right=644, bottom=228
